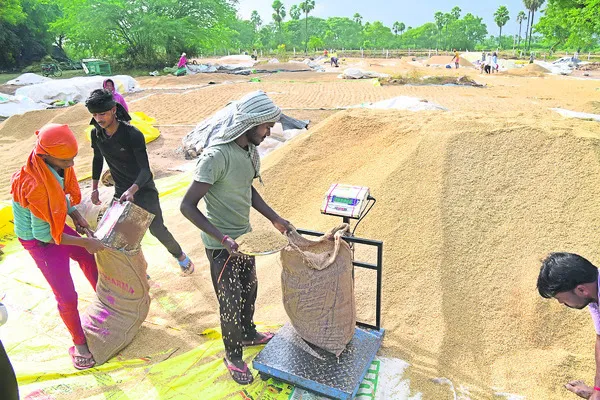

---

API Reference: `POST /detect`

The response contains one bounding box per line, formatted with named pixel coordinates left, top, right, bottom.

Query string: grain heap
left=252, top=106, right=600, bottom=399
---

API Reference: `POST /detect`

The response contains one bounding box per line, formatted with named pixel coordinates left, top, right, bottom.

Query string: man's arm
left=91, top=134, right=104, bottom=205
left=121, top=129, right=152, bottom=201
left=180, top=181, right=239, bottom=254
left=251, top=186, right=291, bottom=233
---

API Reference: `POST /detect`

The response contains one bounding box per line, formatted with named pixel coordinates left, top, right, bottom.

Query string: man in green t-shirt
left=180, top=91, right=291, bottom=385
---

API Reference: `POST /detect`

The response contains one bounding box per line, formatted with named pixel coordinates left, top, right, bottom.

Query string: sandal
left=242, top=332, right=274, bottom=347
left=223, top=358, right=253, bottom=385
left=178, top=254, right=195, bottom=276
left=69, top=346, right=95, bottom=370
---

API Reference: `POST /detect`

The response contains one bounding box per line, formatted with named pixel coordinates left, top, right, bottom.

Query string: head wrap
left=11, top=124, right=81, bottom=244
left=189, top=91, right=281, bottom=179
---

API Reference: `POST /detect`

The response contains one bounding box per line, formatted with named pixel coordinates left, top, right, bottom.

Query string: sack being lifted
left=75, top=191, right=153, bottom=365
left=280, top=224, right=356, bottom=357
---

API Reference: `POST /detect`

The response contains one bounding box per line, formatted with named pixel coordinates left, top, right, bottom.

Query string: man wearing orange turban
left=11, top=123, right=106, bottom=370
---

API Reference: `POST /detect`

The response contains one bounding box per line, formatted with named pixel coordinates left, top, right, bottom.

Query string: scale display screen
left=331, top=196, right=359, bottom=206
left=321, top=184, right=370, bottom=219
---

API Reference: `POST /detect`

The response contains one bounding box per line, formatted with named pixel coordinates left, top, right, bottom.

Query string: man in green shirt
left=180, top=91, right=291, bottom=385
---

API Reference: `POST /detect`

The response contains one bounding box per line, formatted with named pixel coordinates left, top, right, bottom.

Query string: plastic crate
left=85, top=61, right=112, bottom=76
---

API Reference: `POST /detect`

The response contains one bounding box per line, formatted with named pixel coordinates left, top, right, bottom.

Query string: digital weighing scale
left=253, top=184, right=383, bottom=400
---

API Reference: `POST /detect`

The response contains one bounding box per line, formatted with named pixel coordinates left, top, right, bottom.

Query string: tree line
left=0, top=0, right=598, bottom=70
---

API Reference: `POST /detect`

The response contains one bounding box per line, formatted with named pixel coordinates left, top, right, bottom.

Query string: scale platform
left=253, top=323, right=385, bottom=400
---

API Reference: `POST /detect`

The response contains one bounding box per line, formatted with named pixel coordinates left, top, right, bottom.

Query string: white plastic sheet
left=551, top=108, right=600, bottom=122
left=0, top=93, right=48, bottom=118
left=350, top=96, right=447, bottom=112
left=341, top=68, right=390, bottom=79
left=14, top=75, right=139, bottom=105
left=6, top=73, right=52, bottom=86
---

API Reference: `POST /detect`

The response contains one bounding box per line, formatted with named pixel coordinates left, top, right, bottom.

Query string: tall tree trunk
left=524, top=10, right=532, bottom=51
left=528, top=10, right=535, bottom=50
left=499, top=26, right=503, bottom=45
left=305, top=13, right=308, bottom=54
left=517, top=22, right=522, bottom=48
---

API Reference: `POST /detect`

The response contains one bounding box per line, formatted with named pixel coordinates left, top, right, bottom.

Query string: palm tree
left=290, top=5, right=301, bottom=20
left=393, top=21, right=401, bottom=36
left=353, top=12, right=362, bottom=25
left=494, top=5, right=510, bottom=45
left=399, top=22, right=406, bottom=36
left=272, top=0, right=286, bottom=34
left=523, top=0, right=545, bottom=50
left=299, top=0, right=315, bottom=54
left=516, top=11, right=527, bottom=48
left=250, top=10, right=262, bottom=32
left=434, top=11, right=444, bottom=49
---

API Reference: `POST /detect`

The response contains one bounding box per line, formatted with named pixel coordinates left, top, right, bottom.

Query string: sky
left=236, top=0, right=541, bottom=37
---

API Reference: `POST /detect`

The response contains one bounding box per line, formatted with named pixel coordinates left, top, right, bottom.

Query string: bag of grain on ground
left=75, top=193, right=152, bottom=365
left=280, top=224, right=356, bottom=357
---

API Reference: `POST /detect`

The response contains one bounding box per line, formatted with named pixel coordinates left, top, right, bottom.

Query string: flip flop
left=242, top=332, right=274, bottom=347
left=178, top=254, right=195, bottom=276
left=223, top=358, right=253, bottom=385
left=69, top=346, right=95, bottom=370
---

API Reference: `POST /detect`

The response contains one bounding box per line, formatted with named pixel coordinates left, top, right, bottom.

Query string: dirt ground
left=2, top=57, right=600, bottom=399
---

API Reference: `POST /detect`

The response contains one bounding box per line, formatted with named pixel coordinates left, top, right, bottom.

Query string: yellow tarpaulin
left=84, top=112, right=161, bottom=144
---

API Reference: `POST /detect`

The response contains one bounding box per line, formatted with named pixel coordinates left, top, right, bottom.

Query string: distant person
left=85, top=89, right=195, bottom=275
left=484, top=53, right=492, bottom=74
left=251, top=49, right=258, bottom=61
left=102, top=79, right=128, bottom=112
left=529, top=53, right=534, bottom=64
left=176, top=52, right=187, bottom=76
left=492, top=52, right=498, bottom=73
left=11, top=123, right=106, bottom=370
left=330, top=50, right=339, bottom=68
left=573, top=49, right=580, bottom=62
left=537, top=253, right=600, bottom=400
left=324, top=49, right=329, bottom=57
left=451, top=49, right=460, bottom=69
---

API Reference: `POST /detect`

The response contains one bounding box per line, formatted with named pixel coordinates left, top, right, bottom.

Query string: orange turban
left=11, top=124, right=81, bottom=244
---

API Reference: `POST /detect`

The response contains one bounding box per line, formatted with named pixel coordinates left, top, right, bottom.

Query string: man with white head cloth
left=181, top=91, right=292, bottom=385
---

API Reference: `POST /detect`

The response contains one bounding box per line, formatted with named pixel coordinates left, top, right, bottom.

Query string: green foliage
left=536, top=0, right=600, bottom=50
left=50, top=0, right=238, bottom=67
left=0, top=0, right=25, bottom=25
left=290, top=5, right=301, bottom=21
left=307, top=36, right=324, bottom=50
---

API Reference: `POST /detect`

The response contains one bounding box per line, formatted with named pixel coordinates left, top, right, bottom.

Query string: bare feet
left=566, top=380, right=593, bottom=399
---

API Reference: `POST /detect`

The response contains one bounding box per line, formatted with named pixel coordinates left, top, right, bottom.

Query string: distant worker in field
left=180, top=91, right=292, bottom=386
left=85, top=89, right=195, bottom=276
left=484, top=52, right=493, bottom=74
left=330, top=50, right=339, bottom=68
left=176, top=52, right=187, bottom=76
left=529, top=53, right=534, bottom=64
left=451, top=49, right=460, bottom=69
left=102, top=79, right=128, bottom=112
left=324, top=48, right=329, bottom=57
left=251, top=48, right=258, bottom=61
left=537, top=252, right=600, bottom=400
left=492, top=52, right=498, bottom=73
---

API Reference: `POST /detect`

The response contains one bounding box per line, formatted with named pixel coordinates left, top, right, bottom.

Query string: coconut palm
left=272, top=0, right=286, bottom=34
left=516, top=11, right=527, bottom=48
left=353, top=12, right=362, bottom=25
left=494, top=5, right=510, bottom=44
left=299, top=0, right=315, bottom=54
left=523, top=0, right=545, bottom=50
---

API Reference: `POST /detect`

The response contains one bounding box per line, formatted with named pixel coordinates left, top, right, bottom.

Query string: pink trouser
left=19, top=225, right=98, bottom=345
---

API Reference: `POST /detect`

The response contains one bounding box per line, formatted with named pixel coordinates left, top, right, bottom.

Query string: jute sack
left=280, top=224, right=356, bottom=357
left=75, top=193, right=151, bottom=365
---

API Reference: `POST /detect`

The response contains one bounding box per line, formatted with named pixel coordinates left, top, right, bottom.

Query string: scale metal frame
left=253, top=197, right=384, bottom=400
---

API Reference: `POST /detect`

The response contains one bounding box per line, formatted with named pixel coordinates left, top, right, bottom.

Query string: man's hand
left=272, top=216, right=292, bottom=234
left=83, top=238, right=107, bottom=254
left=591, top=390, right=600, bottom=400
left=119, top=187, right=137, bottom=203
left=222, top=236, right=241, bottom=255
left=91, top=189, right=101, bottom=206
left=71, top=210, right=91, bottom=235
